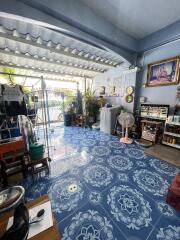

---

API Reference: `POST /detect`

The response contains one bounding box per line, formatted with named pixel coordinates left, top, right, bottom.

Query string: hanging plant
left=1, top=66, right=16, bottom=86
left=0, top=66, right=30, bottom=93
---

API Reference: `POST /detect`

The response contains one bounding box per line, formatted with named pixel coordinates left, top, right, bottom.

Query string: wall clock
left=126, top=94, right=134, bottom=103
left=126, top=86, right=134, bottom=95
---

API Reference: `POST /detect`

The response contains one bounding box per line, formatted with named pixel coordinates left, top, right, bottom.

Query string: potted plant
left=63, top=90, right=75, bottom=126
left=84, top=88, right=99, bottom=125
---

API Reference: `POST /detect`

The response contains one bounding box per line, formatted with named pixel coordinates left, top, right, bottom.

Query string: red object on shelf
left=166, top=173, right=180, bottom=211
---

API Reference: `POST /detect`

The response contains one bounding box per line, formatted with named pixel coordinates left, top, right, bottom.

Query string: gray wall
left=137, top=39, right=180, bottom=111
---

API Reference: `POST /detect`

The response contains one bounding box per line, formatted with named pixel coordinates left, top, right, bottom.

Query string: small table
left=0, top=195, right=61, bottom=240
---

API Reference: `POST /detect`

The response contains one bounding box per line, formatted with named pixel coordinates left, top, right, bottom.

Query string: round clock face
left=126, top=86, right=134, bottom=95
left=126, top=94, right=134, bottom=103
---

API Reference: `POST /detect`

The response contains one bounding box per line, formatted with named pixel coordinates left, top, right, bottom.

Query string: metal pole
left=41, top=77, right=51, bottom=161
left=84, top=77, right=87, bottom=93
left=45, top=90, right=51, bottom=128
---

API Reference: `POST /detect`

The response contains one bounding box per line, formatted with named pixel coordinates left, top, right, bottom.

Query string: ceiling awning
left=0, top=16, right=128, bottom=83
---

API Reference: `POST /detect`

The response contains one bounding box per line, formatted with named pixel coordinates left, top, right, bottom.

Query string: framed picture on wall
left=147, top=57, right=180, bottom=87
left=99, top=86, right=105, bottom=95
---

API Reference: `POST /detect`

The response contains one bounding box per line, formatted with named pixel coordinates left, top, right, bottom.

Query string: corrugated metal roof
left=0, top=16, right=129, bottom=85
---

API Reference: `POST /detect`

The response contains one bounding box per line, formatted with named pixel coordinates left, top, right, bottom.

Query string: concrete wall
left=136, top=39, right=180, bottom=111
left=139, top=20, right=180, bottom=52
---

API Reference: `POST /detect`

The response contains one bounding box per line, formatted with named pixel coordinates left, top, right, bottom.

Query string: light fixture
left=64, top=47, right=70, bottom=52
left=71, top=49, right=77, bottom=54
left=25, top=52, right=30, bottom=56
left=13, top=30, right=20, bottom=38
left=84, top=53, right=89, bottom=58
left=25, top=34, right=32, bottom=41
left=0, top=26, right=6, bottom=33
left=34, top=55, right=38, bottom=59
left=36, top=37, right=43, bottom=44
left=90, top=55, right=95, bottom=60
left=56, top=44, right=61, bottom=50
left=47, top=41, right=52, bottom=47
left=42, top=56, right=46, bottom=60
left=15, top=47, right=20, bottom=54
left=4, top=47, right=10, bottom=52
left=78, top=51, right=83, bottom=56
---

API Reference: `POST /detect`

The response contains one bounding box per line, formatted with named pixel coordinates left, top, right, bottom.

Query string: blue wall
left=137, top=39, right=180, bottom=110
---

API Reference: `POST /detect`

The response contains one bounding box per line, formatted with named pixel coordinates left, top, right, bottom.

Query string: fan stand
left=120, top=126, right=133, bottom=144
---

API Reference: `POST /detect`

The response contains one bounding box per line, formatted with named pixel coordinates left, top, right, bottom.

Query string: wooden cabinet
left=141, top=120, right=162, bottom=143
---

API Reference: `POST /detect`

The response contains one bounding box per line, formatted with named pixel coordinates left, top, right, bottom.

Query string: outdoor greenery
left=0, top=66, right=30, bottom=93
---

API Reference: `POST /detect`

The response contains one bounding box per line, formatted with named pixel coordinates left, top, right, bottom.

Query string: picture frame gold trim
left=146, top=56, right=180, bottom=87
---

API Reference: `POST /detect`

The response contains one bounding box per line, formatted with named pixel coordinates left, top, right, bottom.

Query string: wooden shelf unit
left=163, top=121, right=180, bottom=149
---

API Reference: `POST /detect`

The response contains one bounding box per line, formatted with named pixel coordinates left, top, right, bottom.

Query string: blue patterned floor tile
left=101, top=181, right=161, bottom=240
left=58, top=203, right=127, bottom=240
left=21, top=125, right=180, bottom=240
left=147, top=217, right=180, bottom=240
left=47, top=175, right=90, bottom=222
left=81, top=163, right=116, bottom=191
left=129, top=168, right=170, bottom=201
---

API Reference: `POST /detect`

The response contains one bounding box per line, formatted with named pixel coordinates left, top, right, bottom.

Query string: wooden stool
left=28, top=156, right=49, bottom=177
left=166, top=173, right=180, bottom=211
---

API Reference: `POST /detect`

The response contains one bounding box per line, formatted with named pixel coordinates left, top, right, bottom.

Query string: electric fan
left=118, top=112, right=135, bottom=144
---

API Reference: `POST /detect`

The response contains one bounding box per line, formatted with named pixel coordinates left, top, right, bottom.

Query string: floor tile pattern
left=21, top=126, right=180, bottom=240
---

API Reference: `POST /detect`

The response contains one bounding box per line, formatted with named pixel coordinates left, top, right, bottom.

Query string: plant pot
left=64, top=113, right=72, bottom=126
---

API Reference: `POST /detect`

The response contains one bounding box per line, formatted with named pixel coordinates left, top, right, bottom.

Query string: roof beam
left=0, top=48, right=101, bottom=74
left=0, top=32, right=117, bottom=68
left=0, top=71, right=77, bottom=83
left=0, top=63, right=91, bottom=78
